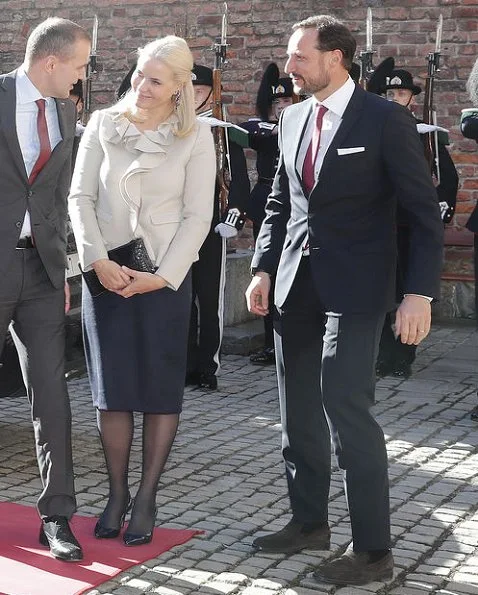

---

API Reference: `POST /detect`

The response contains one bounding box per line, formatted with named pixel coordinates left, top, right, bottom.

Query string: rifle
left=81, top=15, right=98, bottom=126
left=212, top=2, right=229, bottom=217
left=422, top=14, right=442, bottom=184
left=358, top=7, right=374, bottom=89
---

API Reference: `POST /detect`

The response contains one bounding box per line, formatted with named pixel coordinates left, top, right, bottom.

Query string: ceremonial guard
left=371, top=65, right=458, bottom=379
left=187, top=63, right=250, bottom=389
left=240, top=64, right=294, bottom=364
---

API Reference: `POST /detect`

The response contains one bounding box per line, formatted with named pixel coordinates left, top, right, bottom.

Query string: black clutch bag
left=81, top=238, right=157, bottom=297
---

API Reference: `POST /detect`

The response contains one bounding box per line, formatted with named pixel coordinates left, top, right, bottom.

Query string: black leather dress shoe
left=39, top=516, right=83, bottom=562
left=253, top=519, right=330, bottom=554
left=249, top=347, right=275, bottom=365
left=198, top=372, right=218, bottom=390
left=313, top=544, right=394, bottom=586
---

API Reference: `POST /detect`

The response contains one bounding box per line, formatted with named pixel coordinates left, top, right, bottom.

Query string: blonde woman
left=69, top=36, right=215, bottom=546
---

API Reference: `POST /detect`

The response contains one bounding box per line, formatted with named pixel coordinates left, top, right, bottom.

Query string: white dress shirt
left=297, top=76, right=356, bottom=181
left=299, top=77, right=355, bottom=255
left=15, top=65, right=62, bottom=238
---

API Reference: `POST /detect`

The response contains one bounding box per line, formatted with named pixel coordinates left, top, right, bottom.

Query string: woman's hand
left=92, top=259, right=131, bottom=292
left=117, top=266, right=167, bottom=297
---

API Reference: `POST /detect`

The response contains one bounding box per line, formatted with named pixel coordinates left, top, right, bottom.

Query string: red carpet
left=0, top=502, right=200, bottom=595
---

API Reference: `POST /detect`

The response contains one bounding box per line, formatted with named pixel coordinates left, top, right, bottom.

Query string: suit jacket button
left=15, top=221, right=21, bottom=228
left=27, top=190, right=33, bottom=197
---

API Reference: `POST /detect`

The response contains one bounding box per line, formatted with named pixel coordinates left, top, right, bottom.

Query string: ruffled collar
left=105, top=111, right=178, bottom=154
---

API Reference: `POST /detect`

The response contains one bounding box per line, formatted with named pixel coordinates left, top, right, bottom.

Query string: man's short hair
left=25, top=17, right=90, bottom=64
left=293, top=15, right=356, bottom=71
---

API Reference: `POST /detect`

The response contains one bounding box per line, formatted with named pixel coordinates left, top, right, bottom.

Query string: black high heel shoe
left=123, top=507, right=157, bottom=546
left=94, top=495, right=133, bottom=539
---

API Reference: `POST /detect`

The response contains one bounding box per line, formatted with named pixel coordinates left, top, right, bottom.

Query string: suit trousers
left=0, top=248, right=76, bottom=519
left=274, top=257, right=390, bottom=551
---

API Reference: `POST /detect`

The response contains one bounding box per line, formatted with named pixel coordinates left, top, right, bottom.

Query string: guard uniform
left=187, top=64, right=250, bottom=389
left=240, top=63, right=294, bottom=364
left=376, top=69, right=458, bottom=378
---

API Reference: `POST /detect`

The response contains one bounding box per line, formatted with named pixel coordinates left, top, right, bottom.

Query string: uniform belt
left=258, top=176, right=274, bottom=184
left=16, top=236, right=34, bottom=249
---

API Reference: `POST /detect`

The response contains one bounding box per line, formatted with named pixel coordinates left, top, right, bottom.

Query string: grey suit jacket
left=0, top=70, right=76, bottom=289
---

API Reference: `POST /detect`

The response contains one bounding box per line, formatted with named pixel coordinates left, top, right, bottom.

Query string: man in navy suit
left=246, top=15, right=443, bottom=586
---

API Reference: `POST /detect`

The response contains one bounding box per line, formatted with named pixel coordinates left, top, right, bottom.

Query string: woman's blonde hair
left=117, top=35, right=196, bottom=137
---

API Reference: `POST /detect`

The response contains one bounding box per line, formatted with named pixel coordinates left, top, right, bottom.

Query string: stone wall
left=1, top=1, right=476, bottom=226
left=2, top=0, right=478, bottom=317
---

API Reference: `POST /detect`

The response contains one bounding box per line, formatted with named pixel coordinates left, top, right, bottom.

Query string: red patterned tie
left=29, top=99, right=51, bottom=184
left=302, top=104, right=328, bottom=195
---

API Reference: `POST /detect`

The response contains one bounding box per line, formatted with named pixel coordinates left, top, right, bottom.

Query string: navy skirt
left=82, top=272, right=191, bottom=413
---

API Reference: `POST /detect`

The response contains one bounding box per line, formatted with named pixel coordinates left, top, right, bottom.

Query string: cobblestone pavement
left=1, top=321, right=478, bottom=595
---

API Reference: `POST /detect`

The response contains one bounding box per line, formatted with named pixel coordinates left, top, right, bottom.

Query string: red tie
left=302, top=105, right=328, bottom=195
left=29, top=99, right=51, bottom=184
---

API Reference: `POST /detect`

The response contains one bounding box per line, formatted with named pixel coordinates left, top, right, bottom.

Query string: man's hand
left=245, top=272, right=271, bottom=316
left=395, top=295, right=431, bottom=345
left=117, top=267, right=167, bottom=298
left=92, top=259, right=131, bottom=292
left=64, top=281, right=71, bottom=314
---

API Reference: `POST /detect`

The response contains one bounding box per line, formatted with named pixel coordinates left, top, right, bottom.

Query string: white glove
left=214, top=222, right=238, bottom=238
left=214, top=208, right=243, bottom=238
left=439, top=201, right=449, bottom=220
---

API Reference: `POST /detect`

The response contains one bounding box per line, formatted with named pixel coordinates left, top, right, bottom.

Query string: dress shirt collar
left=16, top=64, right=54, bottom=107
left=313, top=76, right=355, bottom=118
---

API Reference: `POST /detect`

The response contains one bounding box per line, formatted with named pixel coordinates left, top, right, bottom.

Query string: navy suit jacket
left=251, top=84, right=444, bottom=314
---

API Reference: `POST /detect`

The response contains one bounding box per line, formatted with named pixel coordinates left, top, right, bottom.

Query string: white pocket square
left=337, top=147, right=365, bottom=155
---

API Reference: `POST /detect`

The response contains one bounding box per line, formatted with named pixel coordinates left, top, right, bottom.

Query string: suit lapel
left=0, top=73, right=74, bottom=186
left=314, top=85, right=366, bottom=189
left=0, top=71, right=28, bottom=181
left=293, top=100, right=313, bottom=193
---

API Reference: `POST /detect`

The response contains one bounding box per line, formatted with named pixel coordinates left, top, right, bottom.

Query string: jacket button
left=15, top=221, right=21, bottom=228
left=27, top=190, right=33, bottom=197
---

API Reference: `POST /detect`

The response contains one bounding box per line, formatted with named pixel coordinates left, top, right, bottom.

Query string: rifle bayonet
left=366, top=6, right=373, bottom=52
left=359, top=7, right=374, bottom=89
left=212, top=2, right=230, bottom=216
left=423, top=14, right=443, bottom=183
left=82, top=15, right=99, bottom=125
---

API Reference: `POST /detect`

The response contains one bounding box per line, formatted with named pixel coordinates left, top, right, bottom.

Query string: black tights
left=97, top=409, right=179, bottom=534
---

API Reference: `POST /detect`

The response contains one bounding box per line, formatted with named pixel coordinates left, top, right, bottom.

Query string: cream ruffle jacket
left=68, top=109, right=216, bottom=290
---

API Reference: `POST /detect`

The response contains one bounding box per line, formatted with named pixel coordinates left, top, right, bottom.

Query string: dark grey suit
left=0, top=70, right=77, bottom=519
left=252, top=85, right=444, bottom=551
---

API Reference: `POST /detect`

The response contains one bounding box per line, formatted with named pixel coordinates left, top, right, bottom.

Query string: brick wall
left=1, top=0, right=477, bottom=238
